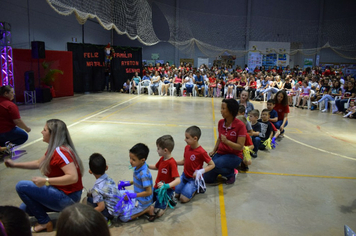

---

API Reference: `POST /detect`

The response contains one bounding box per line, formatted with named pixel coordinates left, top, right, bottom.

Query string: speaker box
left=31, top=41, right=45, bottom=59
left=24, top=71, right=35, bottom=91
left=36, top=87, right=52, bottom=103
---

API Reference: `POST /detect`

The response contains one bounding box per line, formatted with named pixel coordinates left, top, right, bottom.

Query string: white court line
left=19, top=96, right=140, bottom=149
left=285, top=135, right=356, bottom=161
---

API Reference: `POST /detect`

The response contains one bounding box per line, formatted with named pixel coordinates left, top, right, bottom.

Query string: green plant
left=41, top=61, right=63, bottom=86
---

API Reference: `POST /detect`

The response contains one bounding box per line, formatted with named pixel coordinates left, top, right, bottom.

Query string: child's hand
left=124, top=192, right=137, bottom=200
left=209, top=151, right=216, bottom=157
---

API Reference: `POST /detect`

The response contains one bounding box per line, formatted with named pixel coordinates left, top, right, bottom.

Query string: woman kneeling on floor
left=5, top=119, right=84, bottom=233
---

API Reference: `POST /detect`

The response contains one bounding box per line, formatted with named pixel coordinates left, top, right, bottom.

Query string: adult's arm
left=280, top=113, right=289, bottom=132
left=13, top=118, right=31, bottom=132
left=5, top=154, right=46, bottom=169
left=32, top=162, right=79, bottom=187
left=209, top=138, right=221, bottom=156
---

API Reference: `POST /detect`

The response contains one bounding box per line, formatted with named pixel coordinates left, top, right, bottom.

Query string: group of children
left=86, top=126, right=214, bottom=225
left=236, top=99, right=281, bottom=171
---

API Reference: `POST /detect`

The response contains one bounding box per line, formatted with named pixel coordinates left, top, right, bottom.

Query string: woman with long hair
left=5, top=119, right=84, bottom=233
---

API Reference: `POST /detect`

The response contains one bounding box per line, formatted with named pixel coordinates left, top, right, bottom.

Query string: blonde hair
left=40, top=119, right=84, bottom=176
left=236, top=115, right=247, bottom=125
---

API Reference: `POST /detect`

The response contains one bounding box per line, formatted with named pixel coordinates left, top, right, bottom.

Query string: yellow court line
left=212, top=98, right=228, bottom=236
left=246, top=171, right=356, bottom=180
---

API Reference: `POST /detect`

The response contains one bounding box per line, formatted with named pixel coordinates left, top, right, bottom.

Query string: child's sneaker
left=226, top=174, right=236, bottom=184
left=107, top=220, right=112, bottom=227
left=251, top=153, right=258, bottom=158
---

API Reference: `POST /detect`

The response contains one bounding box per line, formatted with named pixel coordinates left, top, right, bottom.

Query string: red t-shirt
left=249, top=81, right=257, bottom=89
left=209, top=77, right=216, bottom=84
left=245, top=134, right=253, bottom=146
left=0, top=97, right=21, bottom=133
left=217, top=118, right=247, bottom=159
left=273, top=103, right=290, bottom=121
left=183, top=145, right=211, bottom=178
left=47, top=147, right=83, bottom=195
left=154, top=157, right=180, bottom=189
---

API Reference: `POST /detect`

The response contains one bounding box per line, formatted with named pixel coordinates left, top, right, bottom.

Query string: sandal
left=31, top=221, right=53, bottom=233
left=148, top=214, right=157, bottom=222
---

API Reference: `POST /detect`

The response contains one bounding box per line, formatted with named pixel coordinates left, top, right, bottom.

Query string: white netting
left=46, top=0, right=160, bottom=45
left=46, top=0, right=356, bottom=60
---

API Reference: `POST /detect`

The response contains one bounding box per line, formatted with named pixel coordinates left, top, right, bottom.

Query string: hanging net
left=46, top=0, right=159, bottom=46
left=46, top=0, right=356, bottom=60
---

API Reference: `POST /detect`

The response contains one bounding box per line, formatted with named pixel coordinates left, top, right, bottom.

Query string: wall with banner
left=67, top=43, right=142, bottom=93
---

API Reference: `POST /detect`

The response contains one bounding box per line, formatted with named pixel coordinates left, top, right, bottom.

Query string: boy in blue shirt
left=267, top=99, right=278, bottom=124
left=119, top=143, right=153, bottom=222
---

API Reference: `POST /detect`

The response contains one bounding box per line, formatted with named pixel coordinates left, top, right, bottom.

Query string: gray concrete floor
left=1, top=93, right=355, bottom=236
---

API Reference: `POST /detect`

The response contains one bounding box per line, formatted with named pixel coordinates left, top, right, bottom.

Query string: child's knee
left=179, top=195, right=191, bottom=203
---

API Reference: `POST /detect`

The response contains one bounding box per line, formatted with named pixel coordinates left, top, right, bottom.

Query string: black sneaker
left=251, top=153, right=258, bottom=158
left=169, top=198, right=178, bottom=207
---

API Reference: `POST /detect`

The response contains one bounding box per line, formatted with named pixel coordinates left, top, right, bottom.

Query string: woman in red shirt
left=273, top=90, right=289, bottom=137
left=5, top=119, right=84, bottom=233
left=204, top=99, right=246, bottom=184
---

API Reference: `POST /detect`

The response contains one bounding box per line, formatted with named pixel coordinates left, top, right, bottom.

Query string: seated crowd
left=121, top=62, right=355, bottom=118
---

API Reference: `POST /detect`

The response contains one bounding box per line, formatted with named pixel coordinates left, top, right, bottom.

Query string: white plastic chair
left=138, top=81, right=152, bottom=95
left=307, top=90, right=315, bottom=109
left=223, top=85, right=237, bottom=99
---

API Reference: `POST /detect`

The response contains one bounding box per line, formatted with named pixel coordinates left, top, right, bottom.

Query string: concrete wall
left=1, top=0, right=110, bottom=51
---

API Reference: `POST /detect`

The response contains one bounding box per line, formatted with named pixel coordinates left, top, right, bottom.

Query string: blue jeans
left=274, top=120, right=288, bottom=134
left=16, top=180, right=82, bottom=224
left=264, top=87, right=279, bottom=100
left=335, top=99, right=348, bottom=112
left=175, top=172, right=197, bottom=199
left=87, top=197, right=113, bottom=220
left=185, top=84, right=194, bottom=95
left=151, top=83, right=159, bottom=94
left=252, top=136, right=261, bottom=153
left=153, top=188, right=174, bottom=210
left=0, top=127, right=28, bottom=147
left=318, top=95, right=334, bottom=110
left=203, top=153, right=242, bottom=183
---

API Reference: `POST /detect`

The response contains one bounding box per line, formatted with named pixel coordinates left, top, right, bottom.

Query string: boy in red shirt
left=148, top=135, right=180, bottom=221
left=176, top=126, right=215, bottom=203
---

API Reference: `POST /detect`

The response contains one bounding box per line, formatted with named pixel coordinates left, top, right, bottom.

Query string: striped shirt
left=133, top=164, right=153, bottom=208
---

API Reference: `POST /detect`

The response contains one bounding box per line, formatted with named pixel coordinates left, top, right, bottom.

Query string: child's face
left=185, top=132, right=197, bottom=147
left=350, top=102, right=355, bottom=107
left=129, top=152, right=145, bottom=168
left=156, top=145, right=166, bottom=157
left=267, top=103, right=275, bottom=110
left=248, top=114, right=258, bottom=123
left=277, top=93, right=284, bottom=103
left=261, top=112, right=269, bottom=121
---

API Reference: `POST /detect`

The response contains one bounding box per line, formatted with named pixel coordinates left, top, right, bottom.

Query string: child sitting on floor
left=344, top=100, right=356, bottom=118
left=86, top=153, right=119, bottom=226
left=118, top=143, right=153, bottom=222
left=147, top=135, right=180, bottom=222
left=176, top=126, right=215, bottom=203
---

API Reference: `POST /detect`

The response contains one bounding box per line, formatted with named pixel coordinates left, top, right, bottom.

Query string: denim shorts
left=174, top=172, right=197, bottom=199
left=153, top=188, right=174, bottom=210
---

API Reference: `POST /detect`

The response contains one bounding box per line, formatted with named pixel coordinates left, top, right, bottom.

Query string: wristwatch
left=45, top=177, right=50, bottom=186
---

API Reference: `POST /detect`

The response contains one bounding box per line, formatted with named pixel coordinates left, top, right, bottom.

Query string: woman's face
left=41, top=124, right=51, bottom=143
left=220, top=102, right=231, bottom=119
left=4, top=88, right=14, bottom=101
left=240, top=91, right=248, bottom=101
left=277, top=93, right=284, bottom=103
